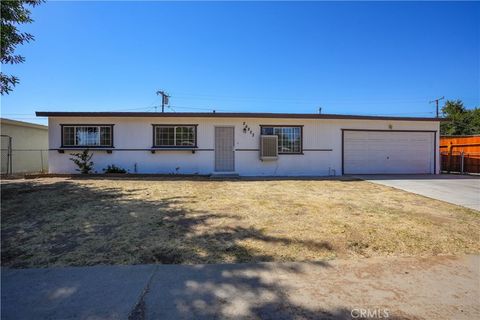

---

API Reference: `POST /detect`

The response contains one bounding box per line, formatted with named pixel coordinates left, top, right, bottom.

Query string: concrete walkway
left=358, top=174, right=480, bottom=211
left=2, top=255, right=479, bottom=320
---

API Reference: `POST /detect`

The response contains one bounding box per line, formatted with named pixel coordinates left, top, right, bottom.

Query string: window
left=153, top=125, right=197, bottom=148
left=260, top=126, right=302, bottom=154
left=62, top=125, right=113, bottom=147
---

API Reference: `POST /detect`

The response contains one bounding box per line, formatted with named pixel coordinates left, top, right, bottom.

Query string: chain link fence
left=441, top=151, right=480, bottom=174
left=1, top=135, right=48, bottom=175
left=1, top=135, right=13, bottom=174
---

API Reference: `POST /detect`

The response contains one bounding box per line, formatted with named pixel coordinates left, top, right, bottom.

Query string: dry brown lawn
left=1, top=177, right=479, bottom=268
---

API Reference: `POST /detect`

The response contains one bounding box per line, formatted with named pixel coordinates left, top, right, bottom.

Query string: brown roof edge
left=35, top=111, right=446, bottom=122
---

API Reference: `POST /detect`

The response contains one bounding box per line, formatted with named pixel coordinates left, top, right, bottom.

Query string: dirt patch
left=1, top=177, right=479, bottom=268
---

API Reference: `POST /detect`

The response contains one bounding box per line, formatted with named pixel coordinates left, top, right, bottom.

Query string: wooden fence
left=440, top=135, right=480, bottom=173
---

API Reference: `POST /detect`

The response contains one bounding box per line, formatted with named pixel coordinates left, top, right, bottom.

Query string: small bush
left=103, top=164, right=127, bottom=174
left=69, top=150, right=93, bottom=174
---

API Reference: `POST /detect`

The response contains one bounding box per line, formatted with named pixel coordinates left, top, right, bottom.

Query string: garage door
left=343, top=130, right=435, bottom=174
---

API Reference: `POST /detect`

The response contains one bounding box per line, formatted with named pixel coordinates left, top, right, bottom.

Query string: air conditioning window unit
left=260, top=135, right=278, bottom=161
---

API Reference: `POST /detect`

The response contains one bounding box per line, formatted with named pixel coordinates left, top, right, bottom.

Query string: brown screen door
left=215, top=126, right=235, bottom=172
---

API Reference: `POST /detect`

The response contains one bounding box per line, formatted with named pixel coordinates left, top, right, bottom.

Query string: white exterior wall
left=1, top=119, right=48, bottom=173
left=47, top=116, right=440, bottom=176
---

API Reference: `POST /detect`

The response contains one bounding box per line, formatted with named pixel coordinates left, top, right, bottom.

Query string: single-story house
left=1, top=118, right=48, bottom=174
left=35, top=112, right=441, bottom=176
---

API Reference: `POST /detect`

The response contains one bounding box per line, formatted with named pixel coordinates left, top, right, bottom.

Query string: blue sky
left=1, top=1, right=479, bottom=125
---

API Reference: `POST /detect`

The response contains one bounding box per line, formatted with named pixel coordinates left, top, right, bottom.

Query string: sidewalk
left=2, top=255, right=479, bottom=320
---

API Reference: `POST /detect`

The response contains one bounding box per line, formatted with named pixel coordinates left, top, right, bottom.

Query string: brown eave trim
left=35, top=111, right=445, bottom=122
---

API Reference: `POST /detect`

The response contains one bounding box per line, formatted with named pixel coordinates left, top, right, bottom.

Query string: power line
left=174, top=97, right=432, bottom=105
left=171, top=91, right=432, bottom=104
left=7, top=98, right=438, bottom=118
left=32, top=106, right=157, bottom=113
left=167, top=105, right=241, bottom=112
left=429, top=96, right=445, bottom=118
left=105, top=106, right=156, bottom=112
left=173, top=91, right=432, bottom=101
left=349, top=111, right=435, bottom=116
left=30, top=95, right=438, bottom=115
left=163, top=106, right=435, bottom=117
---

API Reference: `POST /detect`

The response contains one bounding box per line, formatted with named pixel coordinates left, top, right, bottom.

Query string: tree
left=70, top=150, right=94, bottom=174
left=1, top=0, right=43, bottom=95
left=440, top=100, right=480, bottom=135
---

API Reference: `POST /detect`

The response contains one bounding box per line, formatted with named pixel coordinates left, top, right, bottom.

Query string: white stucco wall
left=47, top=116, right=440, bottom=176
left=1, top=119, right=48, bottom=173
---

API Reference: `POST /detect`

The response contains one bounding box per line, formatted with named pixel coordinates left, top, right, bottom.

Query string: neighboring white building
left=36, top=112, right=441, bottom=176
left=0, top=118, right=49, bottom=174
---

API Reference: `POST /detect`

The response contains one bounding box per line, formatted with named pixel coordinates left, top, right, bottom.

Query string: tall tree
left=440, top=100, right=480, bottom=135
left=1, top=0, right=42, bottom=95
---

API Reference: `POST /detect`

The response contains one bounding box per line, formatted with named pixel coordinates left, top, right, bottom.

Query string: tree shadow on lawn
left=1, top=180, right=415, bottom=320
left=1, top=179, right=333, bottom=268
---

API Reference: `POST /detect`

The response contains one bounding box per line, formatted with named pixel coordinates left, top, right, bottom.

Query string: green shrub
left=69, top=150, right=93, bottom=174
left=103, top=164, right=127, bottom=174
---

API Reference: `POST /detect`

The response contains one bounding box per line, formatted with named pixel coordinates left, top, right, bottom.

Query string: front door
left=215, top=126, right=235, bottom=172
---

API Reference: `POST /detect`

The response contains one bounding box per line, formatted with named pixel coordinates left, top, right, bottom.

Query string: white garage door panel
left=344, top=131, right=434, bottom=174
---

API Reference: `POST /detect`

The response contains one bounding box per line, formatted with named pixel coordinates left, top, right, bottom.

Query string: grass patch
left=1, top=177, right=479, bottom=268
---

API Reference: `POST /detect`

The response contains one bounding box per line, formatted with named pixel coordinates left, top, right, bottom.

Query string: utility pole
left=429, top=96, right=444, bottom=118
left=156, top=90, right=170, bottom=113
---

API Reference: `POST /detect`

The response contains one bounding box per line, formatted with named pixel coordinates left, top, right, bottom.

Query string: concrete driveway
left=2, top=256, right=479, bottom=320
left=358, top=174, right=480, bottom=211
